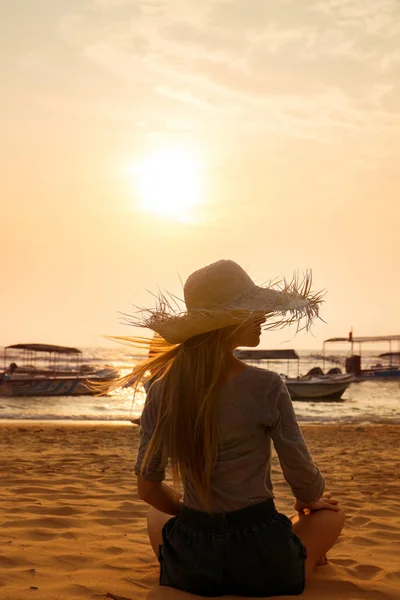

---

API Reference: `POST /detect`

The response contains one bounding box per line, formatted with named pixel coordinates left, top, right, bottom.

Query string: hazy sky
left=1, top=0, right=399, bottom=351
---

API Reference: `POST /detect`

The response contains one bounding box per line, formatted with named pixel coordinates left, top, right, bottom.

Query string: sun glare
left=134, top=149, right=201, bottom=220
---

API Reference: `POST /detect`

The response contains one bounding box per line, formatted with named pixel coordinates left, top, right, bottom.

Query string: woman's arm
left=134, top=383, right=168, bottom=484
left=269, top=376, right=325, bottom=505
left=134, top=383, right=182, bottom=516
left=137, top=477, right=182, bottom=516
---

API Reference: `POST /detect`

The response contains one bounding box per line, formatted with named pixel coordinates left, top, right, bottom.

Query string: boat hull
left=355, top=369, right=400, bottom=381
left=0, top=375, right=113, bottom=397
left=285, top=375, right=353, bottom=401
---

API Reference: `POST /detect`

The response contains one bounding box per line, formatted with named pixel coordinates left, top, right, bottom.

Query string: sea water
left=0, top=347, right=399, bottom=425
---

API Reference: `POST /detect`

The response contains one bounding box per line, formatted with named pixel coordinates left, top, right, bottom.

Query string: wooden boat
left=0, top=343, right=118, bottom=396
left=284, top=373, right=354, bottom=401
left=235, top=349, right=353, bottom=401
left=323, top=333, right=400, bottom=380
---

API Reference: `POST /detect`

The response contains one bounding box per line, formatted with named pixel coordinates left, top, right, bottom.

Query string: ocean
left=0, top=347, right=399, bottom=425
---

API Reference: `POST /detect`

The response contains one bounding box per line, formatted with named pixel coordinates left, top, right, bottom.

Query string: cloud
left=88, top=0, right=134, bottom=9
left=51, top=0, right=400, bottom=139
left=154, top=86, right=230, bottom=111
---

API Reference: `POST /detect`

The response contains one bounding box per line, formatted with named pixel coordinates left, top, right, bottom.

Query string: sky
left=1, top=0, right=400, bottom=352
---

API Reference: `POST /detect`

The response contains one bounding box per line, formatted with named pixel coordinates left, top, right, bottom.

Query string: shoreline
left=0, top=418, right=133, bottom=427
left=0, top=418, right=399, bottom=427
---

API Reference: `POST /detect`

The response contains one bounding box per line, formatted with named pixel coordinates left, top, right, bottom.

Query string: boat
left=235, top=349, right=353, bottom=401
left=0, top=343, right=118, bottom=396
left=284, top=370, right=354, bottom=401
left=323, top=333, right=400, bottom=380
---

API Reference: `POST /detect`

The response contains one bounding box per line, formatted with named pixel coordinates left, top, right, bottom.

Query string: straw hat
left=126, top=260, right=323, bottom=344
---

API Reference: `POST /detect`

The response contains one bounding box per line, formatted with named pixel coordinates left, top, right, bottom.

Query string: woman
left=114, top=260, right=344, bottom=597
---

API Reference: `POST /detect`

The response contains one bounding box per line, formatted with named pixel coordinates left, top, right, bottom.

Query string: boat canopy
left=324, top=335, right=400, bottom=343
left=5, top=343, right=82, bottom=355
left=235, top=349, right=299, bottom=360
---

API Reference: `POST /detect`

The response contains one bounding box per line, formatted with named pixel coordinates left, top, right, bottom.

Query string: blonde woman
left=116, top=260, right=344, bottom=597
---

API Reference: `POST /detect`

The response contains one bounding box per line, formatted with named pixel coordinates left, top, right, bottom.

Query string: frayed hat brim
left=121, top=270, right=324, bottom=345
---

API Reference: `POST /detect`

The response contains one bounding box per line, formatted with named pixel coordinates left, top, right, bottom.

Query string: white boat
left=284, top=373, right=354, bottom=401
left=0, top=343, right=118, bottom=397
left=235, top=349, right=353, bottom=401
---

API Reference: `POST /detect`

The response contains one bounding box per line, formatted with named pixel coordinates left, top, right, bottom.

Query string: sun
left=134, top=149, right=202, bottom=219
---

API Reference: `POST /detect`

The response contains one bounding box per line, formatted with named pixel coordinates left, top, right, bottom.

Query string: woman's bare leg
left=292, top=508, right=345, bottom=582
left=147, top=506, right=174, bottom=558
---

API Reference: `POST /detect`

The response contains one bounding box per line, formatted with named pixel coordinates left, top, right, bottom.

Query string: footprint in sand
left=351, top=536, right=381, bottom=546
left=20, top=505, right=82, bottom=517
left=348, top=564, right=383, bottom=580
left=23, top=530, right=57, bottom=541
left=63, top=583, right=95, bottom=597
left=3, top=516, right=79, bottom=529
left=104, top=546, right=125, bottom=555
left=367, top=522, right=400, bottom=532
left=382, top=570, right=400, bottom=582
left=330, top=557, right=358, bottom=567
left=11, top=486, right=55, bottom=496
left=372, top=530, right=400, bottom=542
left=370, top=508, right=396, bottom=518
left=56, top=554, right=90, bottom=568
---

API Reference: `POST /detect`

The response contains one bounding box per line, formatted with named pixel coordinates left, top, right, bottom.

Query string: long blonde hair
left=108, top=328, right=235, bottom=511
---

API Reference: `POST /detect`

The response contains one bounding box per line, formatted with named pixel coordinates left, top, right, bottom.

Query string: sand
left=0, top=422, right=399, bottom=600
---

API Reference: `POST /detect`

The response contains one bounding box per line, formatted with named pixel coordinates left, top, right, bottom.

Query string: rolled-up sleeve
left=269, top=377, right=325, bottom=504
left=134, top=385, right=167, bottom=482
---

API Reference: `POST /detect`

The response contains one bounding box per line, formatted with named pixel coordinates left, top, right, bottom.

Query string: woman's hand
left=295, top=492, right=341, bottom=514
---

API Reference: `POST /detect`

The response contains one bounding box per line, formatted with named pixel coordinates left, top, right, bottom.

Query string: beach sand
left=0, top=422, right=399, bottom=600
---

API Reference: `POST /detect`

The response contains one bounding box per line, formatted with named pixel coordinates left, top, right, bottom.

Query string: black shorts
left=159, top=499, right=307, bottom=597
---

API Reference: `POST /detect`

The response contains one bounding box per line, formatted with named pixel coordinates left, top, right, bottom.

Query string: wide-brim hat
left=125, top=260, right=323, bottom=344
